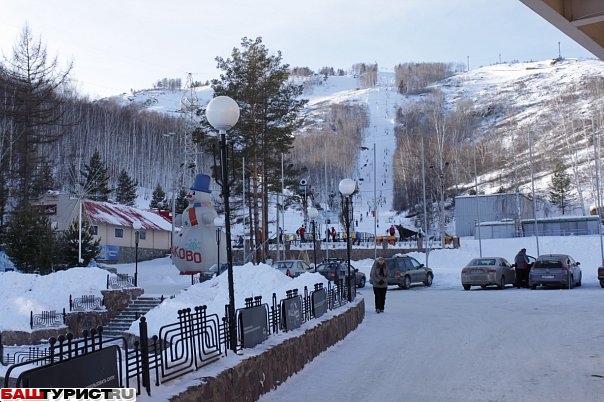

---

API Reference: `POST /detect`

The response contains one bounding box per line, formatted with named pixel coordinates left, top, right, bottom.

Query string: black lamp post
left=339, top=178, right=356, bottom=302
left=132, top=220, right=142, bottom=287
left=308, top=207, right=319, bottom=269
left=206, top=95, right=240, bottom=353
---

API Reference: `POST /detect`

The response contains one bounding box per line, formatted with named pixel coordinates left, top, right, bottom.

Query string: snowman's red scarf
left=188, top=208, right=198, bottom=226
left=187, top=202, right=211, bottom=226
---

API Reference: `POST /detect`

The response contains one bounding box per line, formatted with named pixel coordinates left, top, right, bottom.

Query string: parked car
left=598, top=265, right=604, bottom=288
left=199, top=263, right=229, bottom=282
left=379, top=255, right=433, bottom=289
left=315, top=259, right=366, bottom=288
left=529, top=254, right=582, bottom=289
left=461, top=257, right=515, bottom=290
left=272, top=260, right=313, bottom=278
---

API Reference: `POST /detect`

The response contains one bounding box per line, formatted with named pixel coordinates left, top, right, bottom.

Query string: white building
left=35, top=193, right=172, bottom=263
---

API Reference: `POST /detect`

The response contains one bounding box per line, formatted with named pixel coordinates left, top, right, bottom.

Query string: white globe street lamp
left=339, top=178, right=356, bottom=302
left=206, top=95, right=240, bottom=352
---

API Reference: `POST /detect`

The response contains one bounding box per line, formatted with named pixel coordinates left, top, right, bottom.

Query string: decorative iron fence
left=30, top=309, right=66, bottom=329
left=4, top=281, right=355, bottom=396
left=107, top=273, right=135, bottom=289
left=69, top=294, right=104, bottom=311
left=0, top=334, right=50, bottom=367
left=3, top=328, right=130, bottom=389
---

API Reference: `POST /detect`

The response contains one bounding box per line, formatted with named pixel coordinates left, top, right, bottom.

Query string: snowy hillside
left=107, top=58, right=604, bottom=235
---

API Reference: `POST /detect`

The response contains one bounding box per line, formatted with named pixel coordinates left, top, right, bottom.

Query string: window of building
left=115, top=228, right=124, bottom=238
left=91, top=225, right=98, bottom=235
left=139, top=230, right=147, bottom=240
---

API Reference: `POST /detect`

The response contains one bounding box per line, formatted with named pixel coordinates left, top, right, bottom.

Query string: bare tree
left=1, top=24, right=73, bottom=206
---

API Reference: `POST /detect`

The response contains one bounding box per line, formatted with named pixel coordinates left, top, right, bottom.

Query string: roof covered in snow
left=83, top=200, right=172, bottom=231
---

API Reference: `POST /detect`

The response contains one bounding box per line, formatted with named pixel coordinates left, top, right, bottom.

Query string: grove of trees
left=196, top=37, right=308, bottom=262
left=2, top=24, right=604, bottom=272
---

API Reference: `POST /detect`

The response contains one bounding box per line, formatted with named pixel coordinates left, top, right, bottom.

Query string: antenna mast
left=180, top=73, right=200, bottom=186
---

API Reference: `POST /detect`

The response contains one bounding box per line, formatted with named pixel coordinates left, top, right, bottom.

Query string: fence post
left=139, top=317, right=151, bottom=396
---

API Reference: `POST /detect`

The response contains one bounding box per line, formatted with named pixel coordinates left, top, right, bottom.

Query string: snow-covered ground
left=3, top=234, right=604, bottom=401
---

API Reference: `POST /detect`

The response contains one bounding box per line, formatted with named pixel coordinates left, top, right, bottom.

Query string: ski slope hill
left=108, top=57, right=604, bottom=236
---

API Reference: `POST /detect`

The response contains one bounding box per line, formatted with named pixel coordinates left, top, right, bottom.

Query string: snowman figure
left=172, top=173, right=226, bottom=275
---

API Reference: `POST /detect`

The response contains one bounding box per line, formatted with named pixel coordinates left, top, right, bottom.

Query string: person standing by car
left=299, top=225, right=306, bottom=242
left=515, top=248, right=530, bottom=288
left=370, top=257, right=389, bottom=313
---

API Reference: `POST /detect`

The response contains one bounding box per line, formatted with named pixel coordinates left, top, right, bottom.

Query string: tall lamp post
left=206, top=95, right=240, bottom=353
left=308, top=207, right=319, bottom=269
left=339, top=178, right=356, bottom=302
left=132, top=220, right=142, bottom=287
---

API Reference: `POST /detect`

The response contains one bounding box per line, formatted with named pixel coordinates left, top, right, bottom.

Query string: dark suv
left=315, top=259, right=366, bottom=288
left=379, top=255, right=433, bottom=289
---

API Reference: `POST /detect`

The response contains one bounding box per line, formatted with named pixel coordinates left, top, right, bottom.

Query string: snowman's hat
left=190, top=174, right=211, bottom=193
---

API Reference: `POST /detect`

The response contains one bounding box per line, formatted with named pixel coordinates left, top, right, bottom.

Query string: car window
left=408, top=258, right=422, bottom=269
left=297, top=262, right=310, bottom=271
left=400, top=260, right=409, bottom=270
left=535, top=259, right=563, bottom=268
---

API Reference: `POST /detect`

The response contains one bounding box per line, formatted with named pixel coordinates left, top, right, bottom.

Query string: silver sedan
left=461, top=257, right=516, bottom=290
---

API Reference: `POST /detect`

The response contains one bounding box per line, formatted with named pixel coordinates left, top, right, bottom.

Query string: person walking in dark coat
left=514, top=248, right=530, bottom=288
left=370, top=257, right=390, bottom=313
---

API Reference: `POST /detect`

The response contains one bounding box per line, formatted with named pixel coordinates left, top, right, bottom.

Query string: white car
left=272, top=260, right=313, bottom=278
left=461, top=257, right=515, bottom=290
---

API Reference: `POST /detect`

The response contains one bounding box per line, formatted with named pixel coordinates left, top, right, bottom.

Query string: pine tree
left=200, top=36, right=307, bottom=262
left=175, top=187, right=188, bottom=215
left=81, top=150, right=112, bottom=202
left=59, top=219, right=101, bottom=267
left=549, top=162, right=574, bottom=215
left=4, top=204, right=59, bottom=274
left=31, top=163, right=56, bottom=197
left=150, top=183, right=167, bottom=210
left=115, top=169, right=138, bottom=206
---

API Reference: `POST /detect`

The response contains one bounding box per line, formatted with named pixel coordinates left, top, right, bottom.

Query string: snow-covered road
left=259, top=283, right=604, bottom=402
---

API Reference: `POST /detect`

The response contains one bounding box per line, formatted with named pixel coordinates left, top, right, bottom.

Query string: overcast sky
left=0, top=0, right=597, bottom=99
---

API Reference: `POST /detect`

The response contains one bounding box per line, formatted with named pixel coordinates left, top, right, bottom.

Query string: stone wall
left=0, top=288, right=143, bottom=346
left=169, top=299, right=365, bottom=402
left=112, top=247, right=170, bottom=264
